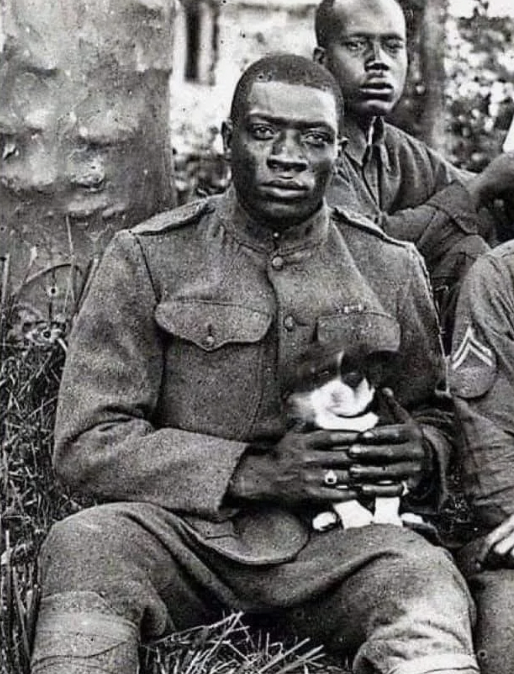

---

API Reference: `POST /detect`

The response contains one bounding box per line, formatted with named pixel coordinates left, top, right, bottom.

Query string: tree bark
left=418, top=0, right=448, bottom=152
left=0, top=0, right=175, bottom=331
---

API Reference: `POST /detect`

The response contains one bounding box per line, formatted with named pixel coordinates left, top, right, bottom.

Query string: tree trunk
left=0, top=0, right=175, bottom=333
left=418, top=0, right=448, bottom=152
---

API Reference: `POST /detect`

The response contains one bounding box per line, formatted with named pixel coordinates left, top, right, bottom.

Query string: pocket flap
left=155, top=300, right=271, bottom=351
left=317, top=310, right=400, bottom=355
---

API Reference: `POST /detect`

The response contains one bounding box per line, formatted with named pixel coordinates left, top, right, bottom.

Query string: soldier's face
left=224, top=81, right=339, bottom=229
left=317, top=0, right=407, bottom=122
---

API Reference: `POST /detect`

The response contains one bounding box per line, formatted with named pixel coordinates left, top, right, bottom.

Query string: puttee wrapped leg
left=31, top=592, right=140, bottom=674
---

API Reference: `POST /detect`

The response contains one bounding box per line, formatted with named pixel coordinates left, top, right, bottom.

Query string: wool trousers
left=456, top=538, right=514, bottom=674
left=32, top=501, right=479, bottom=674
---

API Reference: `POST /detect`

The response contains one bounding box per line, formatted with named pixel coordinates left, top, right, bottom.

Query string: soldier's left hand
left=476, top=515, right=514, bottom=570
left=347, top=388, right=433, bottom=495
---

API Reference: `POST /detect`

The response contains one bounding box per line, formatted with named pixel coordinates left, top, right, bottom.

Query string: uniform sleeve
left=380, top=152, right=492, bottom=352
left=382, top=182, right=489, bottom=261
left=394, top=246, right=455, bottom=515
left=54, top=230, right=248, bottom=519
left=450, top=250, right=514, bottom=531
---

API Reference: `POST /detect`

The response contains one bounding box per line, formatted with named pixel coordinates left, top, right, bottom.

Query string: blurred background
left=169, top=0, right=514, bottom=202
left=1, top=0, right=514, bottom=320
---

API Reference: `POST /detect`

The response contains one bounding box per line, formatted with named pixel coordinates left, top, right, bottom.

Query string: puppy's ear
left=364, top=350, right=399, bottom=386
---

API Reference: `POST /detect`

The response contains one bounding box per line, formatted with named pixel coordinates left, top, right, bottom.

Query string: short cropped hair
left=315, top=0, right=414, bottom=49
left=230, top=53, right=344, bottom=128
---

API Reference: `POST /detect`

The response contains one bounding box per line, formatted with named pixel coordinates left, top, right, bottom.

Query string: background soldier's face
left=225, top=80, right=339, bottom=229
left=321, top=0, right=407, bottom=121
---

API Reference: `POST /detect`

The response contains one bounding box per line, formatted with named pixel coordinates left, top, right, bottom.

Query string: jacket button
left=283, top=315, right=295, bottom=331
left=204, top=334, right=215, bottom=348
left=271, top=255, right=284, bottom=270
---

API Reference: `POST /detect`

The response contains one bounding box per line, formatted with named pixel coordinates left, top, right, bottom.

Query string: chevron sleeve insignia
left=452, top=326, right=494, bottom=370
left=450, top=325, right=497, bottom=399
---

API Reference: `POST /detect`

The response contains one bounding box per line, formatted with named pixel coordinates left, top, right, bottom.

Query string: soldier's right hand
left=227, top=428, right=363, bottom=507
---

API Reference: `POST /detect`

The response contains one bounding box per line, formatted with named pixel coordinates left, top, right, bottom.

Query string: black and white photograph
left=2, top=2, right=514, bottom=674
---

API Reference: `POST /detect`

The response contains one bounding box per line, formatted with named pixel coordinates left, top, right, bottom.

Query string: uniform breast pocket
left=317, top=309, right=401, bottom=356
left=154, top=299, right=272, bottom=439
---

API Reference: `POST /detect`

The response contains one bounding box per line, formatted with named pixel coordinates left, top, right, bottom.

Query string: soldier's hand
left=228, top=428, right=375, bottom=507
left=467, top=151, right=514, bottom=207
left=476, top=515, right=514, bottom=570
left=347, top=388, right=433, bottom=496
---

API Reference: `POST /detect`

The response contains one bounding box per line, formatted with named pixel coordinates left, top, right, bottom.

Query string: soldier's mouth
left=359, top=82, right=395, bottom=98
left=261, top=181, right=308, bottom=199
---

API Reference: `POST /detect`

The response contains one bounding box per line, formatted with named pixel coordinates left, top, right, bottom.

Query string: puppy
left=285, top=344, right=406, bottom=531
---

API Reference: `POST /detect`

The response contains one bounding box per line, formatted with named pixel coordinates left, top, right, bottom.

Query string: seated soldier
left=31, top=54, right=479, bottom=674
left=314, top=0, right=514, bottom=348
left=451, top=242, right=514, bottom=674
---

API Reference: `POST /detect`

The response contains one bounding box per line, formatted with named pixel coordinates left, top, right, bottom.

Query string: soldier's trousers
left=31, top=501, right=479, bottom=674
left=456, top=538, right=514, bottom=674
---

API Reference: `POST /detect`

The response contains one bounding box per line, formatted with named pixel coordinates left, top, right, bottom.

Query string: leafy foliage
left=445, top=3, right=514, bottom=170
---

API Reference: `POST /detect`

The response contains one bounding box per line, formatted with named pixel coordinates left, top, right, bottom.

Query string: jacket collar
left=341, top=116, right=390, bottom=171
left=217, top=186, right=330, bottom=254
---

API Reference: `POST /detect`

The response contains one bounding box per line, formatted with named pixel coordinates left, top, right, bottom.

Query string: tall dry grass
left=0, top=258, right=75, bottom=674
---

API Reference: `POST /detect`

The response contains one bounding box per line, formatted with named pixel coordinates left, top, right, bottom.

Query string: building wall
left=449, top=0, right=514, bottom=17
left=170, top=0, right=317, bottom=157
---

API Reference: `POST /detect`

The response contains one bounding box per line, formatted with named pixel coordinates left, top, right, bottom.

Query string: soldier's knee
left=39, top=506, right=126, bottom=590
left=43, top=506, right=109, bottom=553
left=387, top=532, right=472, bottom=606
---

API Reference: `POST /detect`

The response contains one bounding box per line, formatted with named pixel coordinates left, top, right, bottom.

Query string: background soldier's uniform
left=327, top=116, right=492, bottom=350
left=451, top=241, right=514, bottom=674
left=32, top=189, right=478, bottom=674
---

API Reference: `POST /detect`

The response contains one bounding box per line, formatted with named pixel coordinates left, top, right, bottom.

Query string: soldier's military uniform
left=451, top=241, right=514, bottom=674
left=327, top=116, right=492, bottom=350
left=32, top=189, right=478, bottom=674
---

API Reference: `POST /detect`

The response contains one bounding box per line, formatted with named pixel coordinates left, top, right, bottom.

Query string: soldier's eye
left=250, top=125, right=275, bottom=140
left=383, top=38, right=405, bottom=54
left=303, top=131, right=332, bottom=147
left=342, top=37, right=369, bottom=53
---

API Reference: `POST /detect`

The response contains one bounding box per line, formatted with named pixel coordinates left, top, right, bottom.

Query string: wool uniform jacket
left=54, top=189, right=453, bottom=565
left=451, top=241, right=514, bottom=534
left=327, top=116, right=493, bottom=350
left=327, top=115, right=491, bottom=272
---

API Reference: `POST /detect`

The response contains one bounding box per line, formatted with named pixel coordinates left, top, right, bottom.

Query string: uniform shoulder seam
left=130, top=198, right=214, bottom=236
left=488, top=240, right=514, bottom=261
left=331, top=206, right=410, bottom=248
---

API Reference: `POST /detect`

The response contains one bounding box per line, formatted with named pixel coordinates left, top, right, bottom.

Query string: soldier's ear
left=313, top=47, right=326, bottom=65
left=221, top=120, right=233, bottom=160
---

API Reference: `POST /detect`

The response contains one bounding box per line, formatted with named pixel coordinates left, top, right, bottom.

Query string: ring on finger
left=323, top=469, right=338, bottom=487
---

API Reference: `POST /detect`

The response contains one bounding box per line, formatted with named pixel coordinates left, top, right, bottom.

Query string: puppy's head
left=284, top=343, right=398, bottom=425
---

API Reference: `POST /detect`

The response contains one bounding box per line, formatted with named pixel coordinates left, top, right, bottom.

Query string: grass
left=0, top=262, right=348, bottom=674
left=0, top=289, right=73, bottom=674
left=140, top=613, right=344, bottom=674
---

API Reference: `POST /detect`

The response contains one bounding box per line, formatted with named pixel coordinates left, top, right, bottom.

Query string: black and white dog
left=286, top=344, right=421, bottom=531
